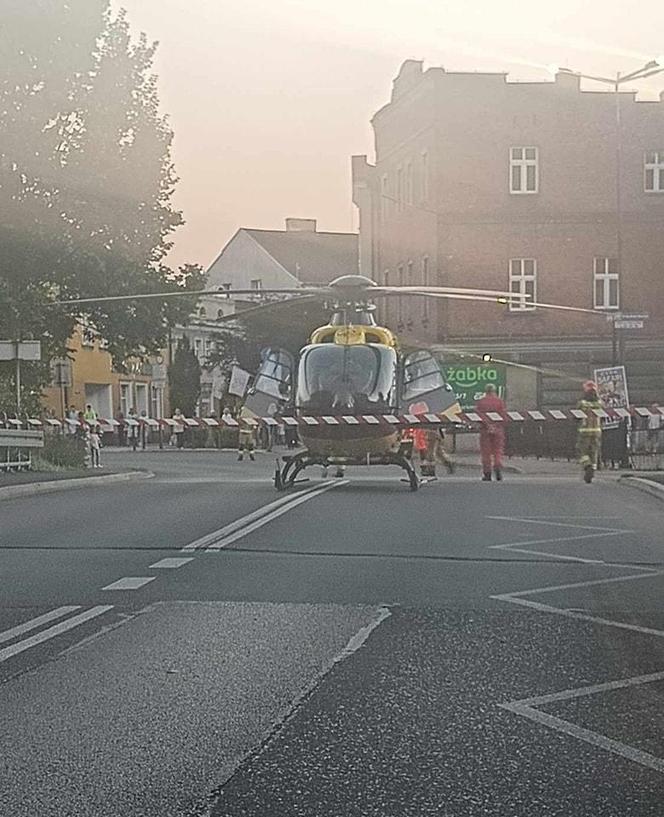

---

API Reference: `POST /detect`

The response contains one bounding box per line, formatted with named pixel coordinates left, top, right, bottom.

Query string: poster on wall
left=593, top=365, right=630, bottom=409
left=443, top=363, right=507, bottom=410
left=228, top=366, right=250, bottom=397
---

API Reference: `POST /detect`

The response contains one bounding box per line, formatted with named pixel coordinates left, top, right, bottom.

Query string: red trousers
left=480, top=429, right=504, bottom=472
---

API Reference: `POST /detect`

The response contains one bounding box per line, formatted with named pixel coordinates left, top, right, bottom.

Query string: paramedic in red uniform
left=475, top=383, right=506, bottom=481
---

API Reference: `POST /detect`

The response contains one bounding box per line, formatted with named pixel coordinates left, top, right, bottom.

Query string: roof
left=244, top=228, right=358, bottom=285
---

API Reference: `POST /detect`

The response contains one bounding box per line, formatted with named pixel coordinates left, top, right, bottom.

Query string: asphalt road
left=2, top=448, right=664, bottom=816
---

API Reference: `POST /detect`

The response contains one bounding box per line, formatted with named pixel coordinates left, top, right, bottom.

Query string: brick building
left=352, top=60, right=664, bottom=407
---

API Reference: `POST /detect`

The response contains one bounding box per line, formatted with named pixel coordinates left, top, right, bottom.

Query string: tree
left=168, top=337, right=201, bottom=417
left=0, top=2, right=203, bottom=410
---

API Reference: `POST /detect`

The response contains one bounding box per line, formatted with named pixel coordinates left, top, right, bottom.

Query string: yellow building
left=43, top=327, right=166, bottom=420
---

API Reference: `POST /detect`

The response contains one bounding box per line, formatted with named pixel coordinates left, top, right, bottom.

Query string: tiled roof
left=245, top=228, right=358, bottom=285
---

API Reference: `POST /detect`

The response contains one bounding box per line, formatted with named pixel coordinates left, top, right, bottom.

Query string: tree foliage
left=168, top=337, right=201, bottom=417
left=0, top=2, right=202, bottom=409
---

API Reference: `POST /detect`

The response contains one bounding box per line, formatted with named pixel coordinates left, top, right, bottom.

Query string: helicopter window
left=297, top=344, right=397, bottom=413
left=253, top=348, right=294, bottom=400
left=402, top=351, right=447, bottom=402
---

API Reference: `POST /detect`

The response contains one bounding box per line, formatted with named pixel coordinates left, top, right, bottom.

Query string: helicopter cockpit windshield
left=297, top=344, right=397, bottom=414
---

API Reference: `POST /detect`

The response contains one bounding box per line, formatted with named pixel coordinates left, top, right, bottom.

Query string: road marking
left=102, top=577, right=155, bottom=591
left=491, top=513, right=664, bottom=773
left=0, top=606, right=81, bottom=645
left=501, top=700, right=664, bottom=775
left=205, top=481, right=349, bottom=552
left=0, top=606, right=113, bottom=662
left=487, top=515, right=626, bottom=533
left=181, top=483, right=335, bottom=552
left=149, top=557, right=193, bottom=569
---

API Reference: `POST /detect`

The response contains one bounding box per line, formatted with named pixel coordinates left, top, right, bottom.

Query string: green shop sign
left=443, top=363, right=507, bottom=409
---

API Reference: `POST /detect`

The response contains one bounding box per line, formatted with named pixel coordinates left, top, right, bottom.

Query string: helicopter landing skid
left=275, top=452, right=420, bottom=492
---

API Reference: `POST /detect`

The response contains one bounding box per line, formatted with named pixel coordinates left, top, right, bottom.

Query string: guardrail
left=0, top=428, right=44, bottom=471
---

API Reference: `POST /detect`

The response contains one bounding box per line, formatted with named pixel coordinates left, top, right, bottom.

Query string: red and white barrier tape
left=7, top=405, right=663, bottom=432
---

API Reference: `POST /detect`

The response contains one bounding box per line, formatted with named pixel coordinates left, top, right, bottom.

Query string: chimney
left=285, top=218, right=317, bottom=232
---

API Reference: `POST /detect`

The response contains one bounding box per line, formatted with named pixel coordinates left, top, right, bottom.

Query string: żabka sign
left=443, top=364, right=506, bottom=409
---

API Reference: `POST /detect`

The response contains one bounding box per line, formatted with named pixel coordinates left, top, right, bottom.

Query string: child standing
left=89, top=424, right=102, bottom=468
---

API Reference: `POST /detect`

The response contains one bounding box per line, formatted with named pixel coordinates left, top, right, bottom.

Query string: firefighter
left=413, top=427, right=437, bottom=477
left=475, top=383, right=506, bottom=481
left=577, top=380, right=602, bottom=483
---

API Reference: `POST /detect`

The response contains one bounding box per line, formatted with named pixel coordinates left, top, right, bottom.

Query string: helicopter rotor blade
left=373, top=285, right=522, bottom=298
left=414, top=290, right=600, bottom=315
left=52, top=287, right=329, bottom=306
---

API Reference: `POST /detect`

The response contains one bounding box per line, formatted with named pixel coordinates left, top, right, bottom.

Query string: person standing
left=172, top=408, right=185, bottom=449
left=475, top=384, right=506, bottom=481
left=647, top=403, right=661, bottom=455
left=89, top=424, right=102, bottom=468
left=237, top=409, right=256, bottom=461
left=577, top=381, right=603, bottom=483
left=127, top=407, right=140, bottom=451
left=83, top=404, right=97, bottom=425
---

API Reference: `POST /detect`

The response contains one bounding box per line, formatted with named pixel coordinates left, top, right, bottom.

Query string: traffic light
left=481, top=353, right=492, bottom=362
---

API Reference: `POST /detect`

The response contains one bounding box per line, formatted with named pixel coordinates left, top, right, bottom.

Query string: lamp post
left=557, top=59, right=664, bottom=365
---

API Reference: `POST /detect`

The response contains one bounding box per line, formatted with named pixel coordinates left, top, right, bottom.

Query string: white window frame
left=150, top=385, right=163, bottom=420
left=510, top=147, right=538, bottom=194
left=119, top=382, right=132, bottom=417
left=421, top=151, right=429, bottom=202
left=509, top=258, right=537, bottom=311
left=644, top=150, right=664, bottom=192
left=134, top=382, right=148, bottom=415
left=593, top=257, right=620, bottom=310
left=249, top=279, right=262, bottom=291
left=194, top=337, right=203, bottom=359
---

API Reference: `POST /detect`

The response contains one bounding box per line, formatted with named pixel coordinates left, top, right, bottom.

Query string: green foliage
left=40, top=434, right=87, bottom=469
left=168, top=337, right=201, bottom=416
left=0, top=2, right=203, bottom=407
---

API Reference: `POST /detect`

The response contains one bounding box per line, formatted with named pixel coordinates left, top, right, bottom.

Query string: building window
left=405, top=162, right=413, bottom=206
left=421, top=151, right=429, bottom=201
left=194, top=337, right=203, bottom=359
left=119, top=382, right=131, bottom=416
left=217, top=308, right=224, bottom=319
left=396, top=166, right=403, bottom=211
left=593, top=257, right=619, bottom=310
left=510, top=147, right=538, bottom=194
left=422, top=256, right=430, bottom=321
left=204, top=338, right=213, bottom=359
left=644, top=150, right=664, bottom=192
left=219, top=283, right=231, bottom=298
left=151, top=385, right=163, bottom=419
left=380, top=174, right=389, bottom=222
left=199, top=306, right=206, bottom=318
left=509, top=259, right=537, bottom=311
left=250, top=279, right=262, bottom=291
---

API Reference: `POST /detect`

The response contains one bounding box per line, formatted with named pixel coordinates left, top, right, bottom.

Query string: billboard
left=443, top=363, right=506, bottom=409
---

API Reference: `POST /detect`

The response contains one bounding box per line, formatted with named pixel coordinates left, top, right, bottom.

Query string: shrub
left=41, top=435, right=87, bottom=469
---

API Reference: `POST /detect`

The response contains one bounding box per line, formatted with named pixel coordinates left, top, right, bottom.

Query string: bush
left=41, top=435, right=87, bottom=469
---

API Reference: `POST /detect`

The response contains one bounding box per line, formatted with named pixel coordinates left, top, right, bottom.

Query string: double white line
left=0, top=605, right=113, bottom=663
left=182, top=480, right=349, bottom=553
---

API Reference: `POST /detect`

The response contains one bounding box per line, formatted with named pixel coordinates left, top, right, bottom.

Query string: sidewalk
left=0, top=467, right=152, bottom=500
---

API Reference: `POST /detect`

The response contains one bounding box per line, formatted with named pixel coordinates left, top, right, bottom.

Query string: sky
left=112, top=0, right=664, bottom=271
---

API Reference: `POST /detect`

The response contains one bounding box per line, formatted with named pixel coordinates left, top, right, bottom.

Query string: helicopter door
left=244, top=347, right=295, bottom=417
left=401, top=350, right=459, bottom=415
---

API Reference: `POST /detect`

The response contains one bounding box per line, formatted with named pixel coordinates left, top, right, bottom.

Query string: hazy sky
left=112, top=0, right=664, bottom=271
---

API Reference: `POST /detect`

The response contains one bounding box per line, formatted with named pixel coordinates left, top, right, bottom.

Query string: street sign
left=613, top=319, right=644, bottom=330
left=0, top=340, right=42, bottom=361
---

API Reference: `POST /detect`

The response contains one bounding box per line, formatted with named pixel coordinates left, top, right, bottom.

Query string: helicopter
left=57, top=273, right=601, bottom=491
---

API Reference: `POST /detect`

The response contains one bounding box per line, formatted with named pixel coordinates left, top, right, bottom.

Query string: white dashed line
left=149, top=557, right=194, bottom=569
left=102, top=577, right=155, bottom=591
left=0, top=606, right=114, bottom=662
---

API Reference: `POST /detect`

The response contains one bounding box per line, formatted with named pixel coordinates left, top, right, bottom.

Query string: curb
left=620, top=475, right=664, bottom=503
left=0, top=470, right=154, bottom=501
